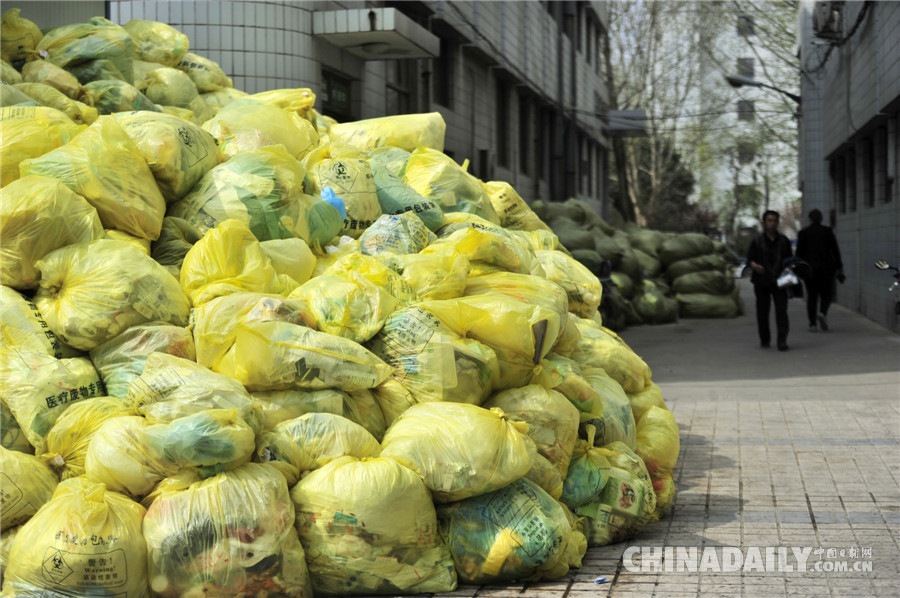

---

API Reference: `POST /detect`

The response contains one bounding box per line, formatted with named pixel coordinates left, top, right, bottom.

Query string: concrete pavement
left=431, top=277, right=900, bottom=598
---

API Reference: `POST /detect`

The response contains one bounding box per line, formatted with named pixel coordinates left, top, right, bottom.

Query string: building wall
left=799, top=0, right=900, bottom=332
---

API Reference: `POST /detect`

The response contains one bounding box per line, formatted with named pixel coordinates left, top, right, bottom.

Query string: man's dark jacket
left=747, top=232, right=793, bottom=288
left=796, top=223, right=842, bottom=276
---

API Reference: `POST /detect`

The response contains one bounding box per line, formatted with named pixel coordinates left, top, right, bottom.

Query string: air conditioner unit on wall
left=812, top=0, right=844, bottom=42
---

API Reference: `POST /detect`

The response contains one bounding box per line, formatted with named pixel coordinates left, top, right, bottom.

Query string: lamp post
left=725, top=74, right=801, bottom=105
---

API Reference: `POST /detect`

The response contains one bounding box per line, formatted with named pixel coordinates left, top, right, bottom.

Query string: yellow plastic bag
left=203, top=98, right=319, bottom=160
left=144, top=462, right=312, bottom=597
left=380, top=402, right=531, bottom=503
left=221, top=319, right=393, bottom=392
left=437, top=477, right=585, bottom=583
left=252, top=388, right=345, bottom=429
left=368, top=145, right=412, bottom=177
left=0, top=59, right=22, bottom=84
left=329, top=111, right=446, bottom=152
left=123, top=19, right=189, bottom=67
left=177, top=51, right=232, bottom=92
left=143, top=66, right=214, bottom=124
left=34, top=239, right=190, bottom=351
left=534, top=249, right=602, bottom=318
left=0, top=9, right=41, bottom=64
left=512, top=228, right=564, bottom=252
left=483, top=180, right=552, bottom=232
left=200, top=86, right=248, bottom=112
left=560, top=425, right=613, bottom=509
left=255, top=412, right=381, bottom=486
left=245, top=87, right=317, bottom=120
left=151, top=216, right=202, bottom=272
left=0, top=286, right=78, bottom=358
left=628, top=381, right=667, bottom=424
left=292, top=455, right=456, bottom=595
left=384, top=247, right=471, bottom=300
left=179, top=219, right=299, bottom=306
left=323, top=251, right=419, bottom=304
left=582, top=366, right=637, bottom=449
left=574, top=441, right=657, bottom=546
left=303, top=142, right=382, bottom=238
left=89, top=323, right=195, bottom=398
left=634, top=405, right=680, bottom=521
left=114, top=110, right=220, bottom=203
left=429, top=223, right=539, bottom=275
left=0, top=105, right=85, bottom=188
left=82, top=78, right=161, bottom=113
left=104, top=228, right=151, bottom=254
left=359, top=211, right=436, bottom=256
left=0, top=525, right=20, bottom=579
left=403, top=147, right=500, bottom=223
left=20, top=115, right=166, bottom=240
left=168, top=145, right=342, bottom=248
left=14, top=81, right=97, bottom=124
left=259, top=237, right=317, bottom=286
left=289, top=272, right=398, bottom=343
left=367, top=305, right=498, bottom=407
left=190, top=292, right=285, bottom=369
left=523, top=435, right=564, bottom=499
left=124, top=352, right=263, bottom=431
left=1, top=175, right=103, bottom=289
left=0, top=349, right=105, bottom=454
left=1, top=398, right=31, bottom=453
left=21, top=59, right=83, bottom=100
left=0, top=445, right=58, bottom=530
left=40, top=396, right=133, bottom=480
left=36, top=17, right=134, bottom=84
left=571, top=323, right=652, bottom=394
left=483, top=384, right=580, bottom=478
left=2, top=476, right=148, bottom=597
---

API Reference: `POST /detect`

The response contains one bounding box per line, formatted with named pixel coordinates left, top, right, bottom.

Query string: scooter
left=874, top=260, right=900, bottom=315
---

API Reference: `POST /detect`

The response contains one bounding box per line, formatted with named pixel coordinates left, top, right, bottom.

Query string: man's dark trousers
left=754, top=284, right=789, bottom=346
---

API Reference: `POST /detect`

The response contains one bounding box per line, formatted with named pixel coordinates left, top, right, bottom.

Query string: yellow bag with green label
left=34, top=239, right=190, bottom=351
left=303, top=142, right=382, bottom=238
left=180, top=219, right=299, bottom=306
left=20, top=116, right=166, bottom=240
left=144, top=463, right=312, bottom=598
left=0, top=9, right=41, bottom=64
left=0, top=349, right=106, bottom=454
left=1, top=175, right=104, bottom=290
left=123, top=19, right=189, bottom=67
left=380, top=402, right=531, bottom=503
left=255, top=412, right=381, bottom=486
left=1, top=105, right=85, bottom=188
left=574, top=441, right=657, bottom=546
left=21, top=59, right=84, bottom=100
left=115, top=110, right=220, bottom=203
left=329, top=111, right=446, bottom=152
left=40, top=396, right=134, bottom=480
left=0, top=445, right=58, bottom=531
left=292, top=455, right=457, bottom=595
left=2, top=476, right=148, bottom=598
left=437, top=477, right=585, bottom=583
left=403, top=147, right=500, bottom=223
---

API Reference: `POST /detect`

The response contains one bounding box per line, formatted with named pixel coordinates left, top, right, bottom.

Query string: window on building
left=433, top=37, right=453, bottom=108
left=875, top=126, right=890, bottom=203
left=386, top=60, right=411, bottom=116
left=321, top=69, right=353, bottom=122
left=831, top=157, right=846, bottom=214
left=847, top=149, right=857, bottom=212
left=737, top=14, right=754, bottom=36
left=737, top=57, right=754, bottom=78
left=585, top=18, right=592, bottom=63
left=496, top=80, right=509, bottom=168
left=564, top=1, right=576, bottom=40
left=862, top=137, right=874, bottom=207
left=737, top=100, right=755, bottom=121
left=518, top=93, right=530, bottom=174
left=577, top=3, right=583, bottom=51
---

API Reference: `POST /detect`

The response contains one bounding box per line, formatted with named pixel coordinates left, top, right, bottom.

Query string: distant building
left=799, top=1, right=900, bottom=331
left=19, top=1, right=615, bottom=215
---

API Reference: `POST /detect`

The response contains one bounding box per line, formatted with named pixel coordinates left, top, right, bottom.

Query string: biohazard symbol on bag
left=43, top=548, right=73, bottom=583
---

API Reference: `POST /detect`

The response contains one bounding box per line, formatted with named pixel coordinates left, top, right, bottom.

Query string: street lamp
left=725, top=74, right=801, bottom=105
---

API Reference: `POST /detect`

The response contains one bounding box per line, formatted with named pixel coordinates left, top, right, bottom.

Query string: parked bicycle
left=874, top=260, right=900, bottom=315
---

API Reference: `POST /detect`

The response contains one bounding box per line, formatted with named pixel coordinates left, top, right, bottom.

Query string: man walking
left=747, top=210, right=793, bottom=351
left=796, top=208, right=844, bottom=332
